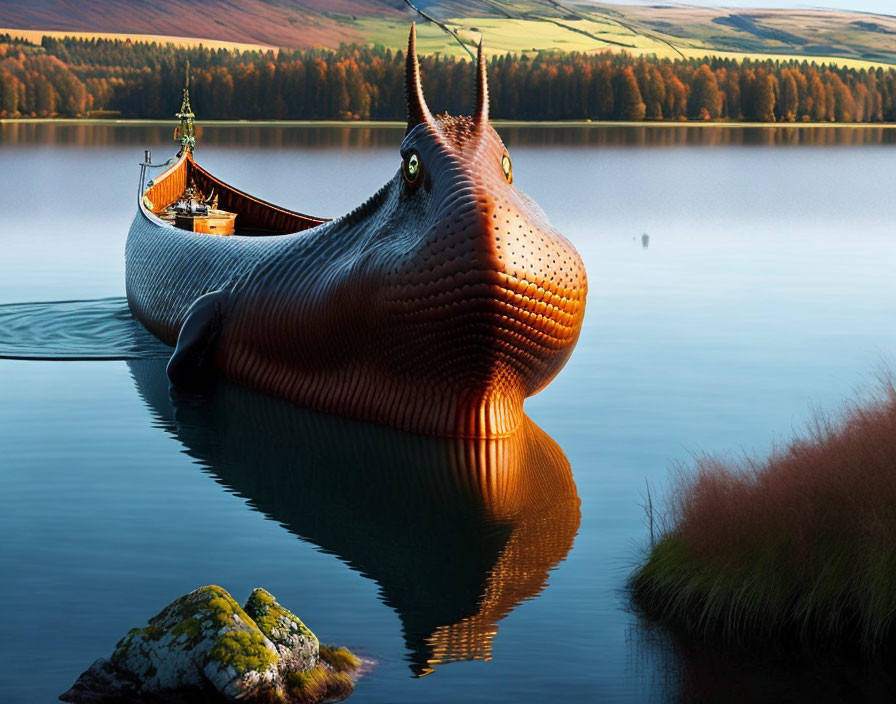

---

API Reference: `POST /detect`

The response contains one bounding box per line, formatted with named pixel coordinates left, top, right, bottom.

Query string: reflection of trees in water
left=498, top=125, right=896, bottom=147
left=629, top=616, right=896, bottom=702
left=0, top=123, right=405, bottom=149
left=127, top=359, right=581, bottom=675
left=3, top=123, right=895, bottom=149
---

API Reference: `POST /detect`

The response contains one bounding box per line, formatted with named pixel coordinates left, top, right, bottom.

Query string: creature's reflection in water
left=128, top=360, right=581, bottom=675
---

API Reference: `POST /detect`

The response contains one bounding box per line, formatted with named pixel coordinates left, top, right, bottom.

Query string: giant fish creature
left=126, top=25, right=588, bottom=438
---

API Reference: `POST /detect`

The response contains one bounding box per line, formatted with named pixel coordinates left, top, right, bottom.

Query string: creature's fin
left=166, top=290, right=229, bottom=386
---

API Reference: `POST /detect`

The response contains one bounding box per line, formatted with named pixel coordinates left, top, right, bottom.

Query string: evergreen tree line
left=1, top=34, right=895, bottom=122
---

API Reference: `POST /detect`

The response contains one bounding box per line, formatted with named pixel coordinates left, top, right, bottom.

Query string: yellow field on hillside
left=352, top=16, right=895, bottom=69
left=451, top=17, right=667, bottom=55
left=352, top=16, right=667, bottom=58
left=0, top=28, right=277, bottom=53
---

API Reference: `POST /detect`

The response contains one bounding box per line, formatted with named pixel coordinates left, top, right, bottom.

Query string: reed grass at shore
left=631, top=377, right=896, bottom=652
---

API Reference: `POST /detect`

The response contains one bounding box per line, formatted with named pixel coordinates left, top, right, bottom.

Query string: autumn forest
left=2, top=34, right=896, bottom=123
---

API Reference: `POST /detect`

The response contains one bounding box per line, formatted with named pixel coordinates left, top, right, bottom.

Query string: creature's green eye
left=403, top=152, right=421, bottom=183
left=501, top=154, right=512, bottom=183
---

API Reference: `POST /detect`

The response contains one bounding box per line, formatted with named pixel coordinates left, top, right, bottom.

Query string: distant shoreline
left=4, top=118, right=896, bottom=129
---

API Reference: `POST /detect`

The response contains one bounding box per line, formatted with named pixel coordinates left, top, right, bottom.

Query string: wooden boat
left=138, top=83, right=327, bottom=239
left=140, top=153, right=327, bottom=237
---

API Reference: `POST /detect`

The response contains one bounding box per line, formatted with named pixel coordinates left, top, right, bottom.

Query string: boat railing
left=137, top=150, right=180, bottom=203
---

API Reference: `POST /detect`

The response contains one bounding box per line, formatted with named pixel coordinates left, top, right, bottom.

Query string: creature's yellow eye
left=501, top=154, right=512, bottom=183
left=403, top=152, right=421, bottom=183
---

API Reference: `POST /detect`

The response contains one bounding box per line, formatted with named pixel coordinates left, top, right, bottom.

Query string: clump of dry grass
left=282, top=664, right=353, bottom=704
left=319, top=645, right=361, bottom=673
left=257, top=644, right=360, bottom=704
left=631, top=377, right=896, bottom=650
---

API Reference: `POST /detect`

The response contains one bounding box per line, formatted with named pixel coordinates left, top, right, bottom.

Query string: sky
left=598, top=0, right=896, bottom=16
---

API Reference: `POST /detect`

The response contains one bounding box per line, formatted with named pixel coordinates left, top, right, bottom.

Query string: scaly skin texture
left=126, top=27, right=587, bottom=438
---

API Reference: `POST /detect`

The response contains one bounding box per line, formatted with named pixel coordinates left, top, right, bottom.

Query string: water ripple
left=0, top=297, right=172, bottom=360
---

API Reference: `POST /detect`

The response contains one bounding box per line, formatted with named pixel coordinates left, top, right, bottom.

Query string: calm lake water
left=2, top=122, right=896, bottom=703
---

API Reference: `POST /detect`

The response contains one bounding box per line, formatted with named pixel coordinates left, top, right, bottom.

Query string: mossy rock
left=244, top=588, right=318, bottom=670
left=65, top=585, right=278, bottom=701
left=59, top=586, right=360, bottom=704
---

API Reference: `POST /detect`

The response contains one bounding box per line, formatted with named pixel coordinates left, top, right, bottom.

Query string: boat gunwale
left=137, top=151, right=186, bottom=230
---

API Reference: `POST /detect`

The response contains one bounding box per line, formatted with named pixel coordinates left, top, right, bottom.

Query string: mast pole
left=175, top=60, right=196, bottom=155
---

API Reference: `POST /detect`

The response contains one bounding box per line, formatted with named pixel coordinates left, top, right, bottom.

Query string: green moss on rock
left=245, top=588, right=317, bottom=643
left=209, top=629, right=279, bottom=673
left=170, top=616, right=202, bottom=641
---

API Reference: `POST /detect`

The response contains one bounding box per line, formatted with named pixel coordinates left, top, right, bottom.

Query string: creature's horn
left=474, top=38, right=488, bottom=125
left=406, top=23, right=434, bottom=133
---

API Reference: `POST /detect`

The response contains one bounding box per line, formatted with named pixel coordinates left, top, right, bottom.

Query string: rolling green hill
left=1, top=0, right=895, bottom=67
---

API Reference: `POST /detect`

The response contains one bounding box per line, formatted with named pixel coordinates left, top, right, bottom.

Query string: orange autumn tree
left=688, top=64, right=722, bottom=120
